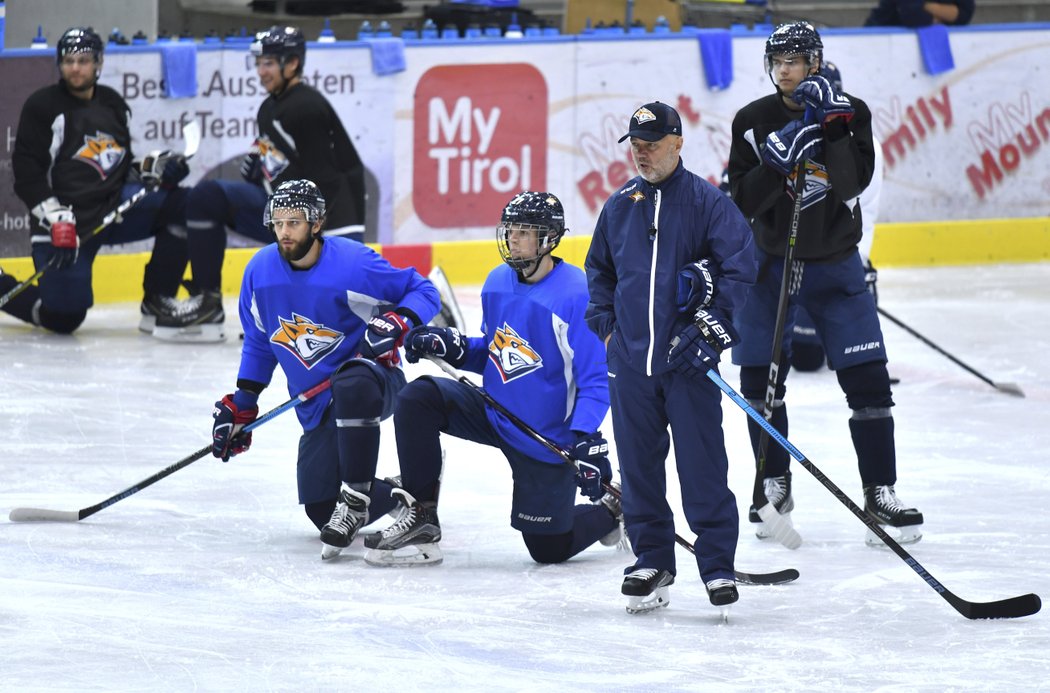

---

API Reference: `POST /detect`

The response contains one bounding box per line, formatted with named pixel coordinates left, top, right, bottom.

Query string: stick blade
left=994, top=382, right=1025, bottom=398
left=9, top=507, right=82, bottom=522
left=182, top=120, right=202, bottom=159
left=756, top=503, right=803, bottom=550
left=951, top=592, right=1041, bottom=620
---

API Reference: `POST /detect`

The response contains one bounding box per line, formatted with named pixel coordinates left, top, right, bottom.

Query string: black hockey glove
left=570, top=431, right=611, bottom=502
left=791, top=75, right=854, bottom=124
left=668, top=308, right=740, bottom=376
left=31, top=197, right=79, bottom=270
left=356, top=311, right=412, bottom=367
left=240, top=152, right=264, bottom=184
left=404, top=326, right=468, bottom=368
left=762, top=119, right=822, bottom=177
left=212, top=392, right=259, bottom=462
left=141, top=150, right=190, bottom=189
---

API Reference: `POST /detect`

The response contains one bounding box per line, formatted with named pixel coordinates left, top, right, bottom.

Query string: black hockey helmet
left=56, top=27, right=104, bottom=65
left=250, top=26, right=306, bottom=72
left=819, top=61, right=843, bottom=92
left=264, top=179, right=327, bottom=229
left=764, top=21, right=823, bottom=73
left=497, top=191, right=567, bottom=275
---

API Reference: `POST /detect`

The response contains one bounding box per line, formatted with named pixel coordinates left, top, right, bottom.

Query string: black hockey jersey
left=255, top=82, right=366, bottom=234
left=12, top=80, right=133, bottom=236
left=728, top=93, right=875, bottom=261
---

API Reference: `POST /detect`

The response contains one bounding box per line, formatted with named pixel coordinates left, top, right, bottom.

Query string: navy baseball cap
left=618, top=102, right=683, bottom=143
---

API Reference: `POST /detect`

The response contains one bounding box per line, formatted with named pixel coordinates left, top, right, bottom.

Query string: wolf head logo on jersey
left=74, top=132, right=126, bottom=179
left=270, top=313, right=345, bottom=368
left=255, top=135, right=290, bottom=182
left=488, top=323, right=543, bottom=383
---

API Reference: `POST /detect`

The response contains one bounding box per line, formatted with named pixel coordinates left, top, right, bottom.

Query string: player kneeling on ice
left=366, top=191, right=624, bottom=568
left=210, top=179, right=440, bottom=559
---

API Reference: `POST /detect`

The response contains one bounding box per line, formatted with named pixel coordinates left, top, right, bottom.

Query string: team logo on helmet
left=73, top=131, right=126, bottom=179
left=270, top=313, right=345, bottom=368
left=632, top=107, right=657, bottom=125
left=488, top=323, right=543, bottom=383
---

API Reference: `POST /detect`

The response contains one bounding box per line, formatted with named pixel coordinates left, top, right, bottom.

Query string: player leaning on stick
left=3, top=27, right=194, bottom=335
left=210, top=179, right=439, bottom=560
left=159, top=25, right=368, bottom=341
left=727, top=21, right=923, bottom=545
left=365, top=191, right=623, bottom=568
left=586, top=102, right=758, bottom=615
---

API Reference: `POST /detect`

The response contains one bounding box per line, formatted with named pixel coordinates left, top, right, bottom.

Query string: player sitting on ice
left=364, top=191, right=624, bottom=568
left=209, top=179, right=440, bottom=559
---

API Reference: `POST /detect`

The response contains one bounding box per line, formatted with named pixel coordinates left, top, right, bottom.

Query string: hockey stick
left=749, top=159, right=809, bottom=550
left=427, top=356, right=799, bottom=586
left=706, top=368, right=1041, bottom=619
left=0, top=121, right=202, bottom=311
left=877, top=306, right=1024, bottom=398
left=8, top=377, right=331, bottom=523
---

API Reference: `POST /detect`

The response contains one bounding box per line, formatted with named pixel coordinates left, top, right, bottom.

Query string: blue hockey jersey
left=237, top=237, right=440, bottom=430
left=460, top=260, right=609, bottom=464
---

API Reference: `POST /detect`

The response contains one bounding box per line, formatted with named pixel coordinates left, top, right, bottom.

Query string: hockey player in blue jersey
left=586, top=102, right=758, bottom=615
left=363, top=191, right=623, bottom=568
left=209, top=179, right=440, bottom=559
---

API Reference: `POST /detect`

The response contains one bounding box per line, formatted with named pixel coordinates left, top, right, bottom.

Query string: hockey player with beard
left=209, top=180, right=440, bottom=560
left=2, top=27, right=193, bottom=335
left=727, top=21, right=923, bottom=545
left=365, top=191, right=623, bottom=569
left=158, top=25, right=368, bottom=341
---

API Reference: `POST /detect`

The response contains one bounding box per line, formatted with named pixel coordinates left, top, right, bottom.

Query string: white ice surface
left=2, top=264, right=1048, bottom=692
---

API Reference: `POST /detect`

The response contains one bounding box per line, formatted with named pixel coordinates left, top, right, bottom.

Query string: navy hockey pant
left=24, top=184, right=187, bottom=333
left=393, top=376, right=616, bottom=564
left=607, top=350, right=738, bottom=583
left=185, top=179, right=270, bottom=292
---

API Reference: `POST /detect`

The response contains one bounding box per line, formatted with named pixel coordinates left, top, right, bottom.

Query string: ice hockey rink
left=2, top=262, right=1048, bottom=692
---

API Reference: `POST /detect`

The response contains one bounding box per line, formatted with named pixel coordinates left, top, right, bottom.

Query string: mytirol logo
left=413, top=64, right=548, bottom=228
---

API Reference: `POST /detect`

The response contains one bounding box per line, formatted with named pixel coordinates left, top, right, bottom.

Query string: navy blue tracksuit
left=586, top=159, right=757, bottom=583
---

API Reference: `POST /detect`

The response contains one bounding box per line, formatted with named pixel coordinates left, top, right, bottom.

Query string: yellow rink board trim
left=1, top=217, right=1046, bottom=303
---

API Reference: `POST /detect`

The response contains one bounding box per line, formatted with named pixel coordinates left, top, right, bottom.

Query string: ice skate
left=748, top=472, right=795, bottom=540
left=152, top=291, right=225, bottom=343
left=139, top=294, right=183, bottom=333
left=864, top=484, right=923, bottom=546
left=597, top=482, right=629, bottom=551
left=621, top=568, right=674, bottom=614
left=706, top=578, right=739, bottom=623
left=320, top=483, right=370, bottom=559
left=364, top=488, right=442, bottom=566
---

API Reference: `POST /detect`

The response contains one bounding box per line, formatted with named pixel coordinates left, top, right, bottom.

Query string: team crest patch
left=74, top=131, right=126, bottom=179
left=270, top=312, right=345, bottom=369
left=632, top=107, right=657, bottom=125
left=256, top=136, right=290, bottom=181
left=488, top=322, right=543, bottom=383
left=629, top=190, right=645, bottom=202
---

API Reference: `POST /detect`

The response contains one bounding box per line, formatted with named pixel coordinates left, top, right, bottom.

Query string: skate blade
left=364, top=544, right=443, bottom=567
left=718, top=606, right=732, bottom=623
left=321, top=543, right=344, bottom=560
left=139, top=315, right=156, bottom=333
left=625, top=587, right=670, bottom=614
left=152, top=323, right=225, bottom=343
left=866, top=525, right=923, bottom=547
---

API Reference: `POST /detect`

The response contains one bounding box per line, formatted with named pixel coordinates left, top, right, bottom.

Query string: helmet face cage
left=250, top=26, right=306, bottom=72
left=763, top=21, right=823, bottom=74
left=263, top=180, right=326, bottom=229
left=57, top=27, right=104, bottom=65
left=496, top=191, right=567, bottom=272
